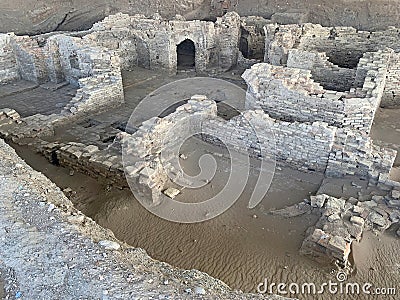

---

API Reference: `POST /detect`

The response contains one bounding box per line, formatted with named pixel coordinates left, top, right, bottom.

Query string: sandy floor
left=371, top=107, right=400, bottom=182
left=11, top=138, right=400, bottom=299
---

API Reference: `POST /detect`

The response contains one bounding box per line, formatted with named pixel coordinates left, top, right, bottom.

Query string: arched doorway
left=177, top=39, right=195, bottom=70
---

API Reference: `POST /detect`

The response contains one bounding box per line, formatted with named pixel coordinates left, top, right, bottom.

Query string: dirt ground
left=1, top=139, right=278, bottom=300
left=11, top=137, right=400, bottom=299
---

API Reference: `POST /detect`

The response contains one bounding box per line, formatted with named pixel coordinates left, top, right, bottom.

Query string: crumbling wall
left=47, top=35, right=94, bottom=85
left=123, top=95, right=395, bottom=192
left=42, top=142, right=126, bottom=187
left=326, top=130, right=396, bottom=181
left=213, top=12, right=241, bottom=70
left=244, top=50, right=390, bottom=133
left=243, top=63, right=346, bottom=126
left=382, top=53, right=400, bottom=107
left=123, top=96, right=217, bottom=204
left=202, top=111, right=336, bottom=172
left=124, top=96, right=334, bottom=175
left=287, top=49, right=356, bottom=92
left=10, top=35, right=48, bottom=84
left=87, top=12, right=241, bottom=73
left=264, top=23, right=400, bottom=106
left=239, top=16, right=271, bottom=60
left=3, top=33, right=125, bottom=117
left=0, top=34, right=20, bottom=83
left=265, top=24, right=400, bottom=68
left=264, top=24, right=303, bottom=65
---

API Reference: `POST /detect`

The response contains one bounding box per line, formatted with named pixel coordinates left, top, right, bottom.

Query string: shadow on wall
left=177, top=39, right=196, bottom=70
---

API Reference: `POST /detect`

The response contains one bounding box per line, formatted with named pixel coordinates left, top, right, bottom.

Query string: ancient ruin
left=0, top=2, right=399, bottom=299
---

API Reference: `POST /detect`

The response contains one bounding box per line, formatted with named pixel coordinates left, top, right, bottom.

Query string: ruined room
left=0, top=1, right=399, bottom=299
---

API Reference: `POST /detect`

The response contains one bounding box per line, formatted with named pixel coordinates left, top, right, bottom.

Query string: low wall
left=0, top=33, right=124, bottom=119
left=243, top=50, right=390, bottom=133
left=264, top=23, right=400, bottom=107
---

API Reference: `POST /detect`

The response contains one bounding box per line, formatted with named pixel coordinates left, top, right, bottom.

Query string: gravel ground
left=0, top=138, right=290, bottom=299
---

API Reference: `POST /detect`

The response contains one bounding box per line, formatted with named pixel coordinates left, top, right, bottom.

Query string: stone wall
left=326, top=129, right=397, bottom=181
left=239, top=16, right=271, bottom=60
left=41, top=141, right=126, bottom=187
left=264, top=23, right=400, bottom=107
left=123, top=95, right=394, bottom=184
left=243, top=50, right=390, bottom=134
left=2, top=33, right=124, bottom=117
left=202, top=111, right=336, bottom=172
left=0, top=34, right=20, bottom=83
left=382, top=53, right=400, bottom=107
left=10, top=35, right=49, bottom=84
left=287, top=49, right=356, bottom=92
left=85, top=12, right=241, bottom=73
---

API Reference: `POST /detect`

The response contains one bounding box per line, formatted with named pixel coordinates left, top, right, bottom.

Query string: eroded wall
left=0, top=34, right=20, bottom=83
left=85, top=12, right=241, bottom=73
left=243, top=49, right=390, bottom=134
left=264, top=23, right=400, bottom=106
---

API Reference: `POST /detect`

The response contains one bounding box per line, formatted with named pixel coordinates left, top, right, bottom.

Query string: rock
left=163, top=187, right=181, bottom=199
left=397, top=228, right=400, bottom=238
left=194, top=286, right=206, bottom=295
left=368, top=212, right=387, bottom=228
left=353, top=205, right=364, bottom=214
left=389, top=211, right=400, bottom=223
left=252, top=214, right=258, bottom=219
left=99, top=240, right=121, bottom=250
left=327, top=213, right=341, bottom=222
left=392, top=189, right=400, bottom=199
left=371, top=195, right=384, bottom=202
left=325, top=197, right=345, bottom=211
left=310, top=194, right=327, bottom=208
left=350, top=216, right=365, bottom=227
left=388, top=199, right=400, bottom=207
left=347, top=224, right=363, bottom=241
left=48, top=203, right=55, bottom=212
left=328, top=236, right=351, bottom=260
left=67, top=215, right=85, bottom=224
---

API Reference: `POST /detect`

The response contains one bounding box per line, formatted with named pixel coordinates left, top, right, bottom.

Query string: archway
left=177, top=39, right=195, bottom=70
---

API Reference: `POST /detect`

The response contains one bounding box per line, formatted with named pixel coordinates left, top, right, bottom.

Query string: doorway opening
left=177, top=39, right=195, bottom=70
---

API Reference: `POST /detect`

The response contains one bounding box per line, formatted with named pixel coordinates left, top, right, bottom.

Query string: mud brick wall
left=239, top=16, right=271, bottom=60
left=287, top=49, right=357, bottom=92
left=10, top=35, right=48, bottom=84
left=3, top=32, right=125, bottom=118
left=243, top=51, right=390, bottom=133
left=264, top=23, right=400, bottom=107
left=243, top=63, right=347, bottom=126
left=0, top=34, right=20, bottom=83
left=382, top=53, right=400, bottom=107
left=202, top=111, right=337, bottom=172
left=265, top=24, right=400, bottom=68
left=86, top=12, right=241, bottom=73
left=326, top=129, right=397, bottom=180
left=41, top=142, right=126, bottom=187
